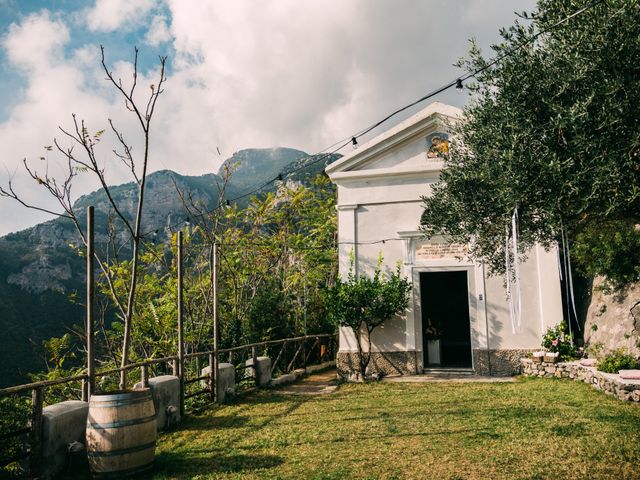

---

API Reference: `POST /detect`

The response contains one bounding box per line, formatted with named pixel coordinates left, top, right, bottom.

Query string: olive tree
left=421, top=0, right=640, bottom=290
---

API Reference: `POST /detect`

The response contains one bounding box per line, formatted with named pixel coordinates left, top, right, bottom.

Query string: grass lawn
left=152, top=377, right=640, bottom=480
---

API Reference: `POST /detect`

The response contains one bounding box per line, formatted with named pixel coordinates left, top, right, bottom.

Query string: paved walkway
left=274, top=369, right=515, bottom=397
left=273, top=369, right=339, bottom=396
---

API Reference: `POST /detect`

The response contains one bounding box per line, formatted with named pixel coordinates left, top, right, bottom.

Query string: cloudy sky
left=0, top=0, right=535, bottom=236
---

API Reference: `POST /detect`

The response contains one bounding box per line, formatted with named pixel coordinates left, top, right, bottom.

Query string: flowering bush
left=541, top=322, right=578, bottom=360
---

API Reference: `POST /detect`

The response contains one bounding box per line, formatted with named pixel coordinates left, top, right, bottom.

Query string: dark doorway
left=420, top=271, right=472, bottom=368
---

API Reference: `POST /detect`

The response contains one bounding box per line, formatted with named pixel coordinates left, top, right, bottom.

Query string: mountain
left=221, top=148, right=308, bottom=191
left=0, top=147, right=339, bottom=387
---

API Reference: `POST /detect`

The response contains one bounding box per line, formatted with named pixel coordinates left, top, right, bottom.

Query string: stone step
left=422, top=368, right=475, bottom=376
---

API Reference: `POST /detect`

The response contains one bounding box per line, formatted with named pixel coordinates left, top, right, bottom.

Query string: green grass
left=150, top=377, right=640, bottom=480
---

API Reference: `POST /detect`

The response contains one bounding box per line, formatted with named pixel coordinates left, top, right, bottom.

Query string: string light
left=138, top=0, right=603, bottom=241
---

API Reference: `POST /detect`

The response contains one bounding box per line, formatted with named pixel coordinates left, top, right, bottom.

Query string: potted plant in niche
left=424, top=321, right=442, bottom=366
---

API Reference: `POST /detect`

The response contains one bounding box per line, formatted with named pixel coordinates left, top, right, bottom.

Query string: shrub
left=541, top=322, right=578, bottom=360
left=597, top=349, right=639, bottom=374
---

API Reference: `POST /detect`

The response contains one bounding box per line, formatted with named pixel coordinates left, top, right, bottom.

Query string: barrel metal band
left=87, top=440, right=156, bottom=458
left=89, top=414, right=156, bottom=430
left=89, top=396, right=152, bottom=408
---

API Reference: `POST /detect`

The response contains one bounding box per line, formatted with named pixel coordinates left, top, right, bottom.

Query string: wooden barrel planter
left=86, top=389, right=157, bottom=477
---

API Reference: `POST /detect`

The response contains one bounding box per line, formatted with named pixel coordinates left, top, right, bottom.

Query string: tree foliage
left=324, top=258, right=411, bottom=379
left=35, top=175, right=339, bottom=392
left=421, top=0, right=640, bottom=288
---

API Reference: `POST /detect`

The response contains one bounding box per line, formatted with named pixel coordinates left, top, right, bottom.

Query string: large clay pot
left=86, top=389, right=156, bottom=477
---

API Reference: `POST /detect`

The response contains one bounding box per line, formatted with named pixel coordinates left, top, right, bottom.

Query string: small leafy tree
left=324, top=258, right=411, bottom=380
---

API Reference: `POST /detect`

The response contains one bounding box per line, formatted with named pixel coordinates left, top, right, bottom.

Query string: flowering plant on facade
left=542, top=322, right=578, bottom=360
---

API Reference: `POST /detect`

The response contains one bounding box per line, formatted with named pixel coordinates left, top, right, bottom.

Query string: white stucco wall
left=328, top=102, right=563, bottom=364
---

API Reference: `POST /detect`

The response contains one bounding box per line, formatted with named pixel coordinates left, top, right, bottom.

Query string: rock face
left=584, top=277, right=640, bottom=357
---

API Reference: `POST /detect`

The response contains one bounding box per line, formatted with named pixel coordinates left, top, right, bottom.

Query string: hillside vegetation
left=0, top=148, right=338, bottom=386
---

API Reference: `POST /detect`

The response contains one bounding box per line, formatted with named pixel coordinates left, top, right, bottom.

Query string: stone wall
left=473, top=349, right=535, bottom=376
left=336, top=351, right=419, bottom=377
left=338, top=349, right=532, bottom=377
left=521, top=358, right=640, bottom=402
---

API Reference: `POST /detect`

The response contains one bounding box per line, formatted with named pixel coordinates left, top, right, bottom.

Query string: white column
left=400, top=235, right=417, bottom=351
left=337, top=204, right=358, bottom=278
left=337, top=204, right=359, bottom=352
left=475, top=262, right=489, bottom=350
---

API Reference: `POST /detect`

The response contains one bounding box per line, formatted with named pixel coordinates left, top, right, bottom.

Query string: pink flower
left=552, top=339, right=559, bottom=346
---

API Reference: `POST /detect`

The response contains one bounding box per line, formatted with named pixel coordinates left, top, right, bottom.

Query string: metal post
left=29, top=387, right=44, bottom=476
left=177, top=231, right=184, bottom=416
left=210, top=242, right=220, bottom=403
left=86, top=206, right=95, bottom=398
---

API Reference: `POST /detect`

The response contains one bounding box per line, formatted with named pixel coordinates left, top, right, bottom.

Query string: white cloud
left=0, top=0, right=537, bottom=236
left=0, top=11, right=155, bottom=235
left=159, top=0, right=536, bottom=160
left=145, top=15, right=171, bottom=46
left=85, top=0, right=154, bottom=32
left=4, top=11, right=69, bottom=73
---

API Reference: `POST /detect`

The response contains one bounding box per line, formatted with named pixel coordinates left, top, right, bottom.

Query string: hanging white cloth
left=505, top=208, right=522, bottom=334
left=560, top=226, right=580, bottom=335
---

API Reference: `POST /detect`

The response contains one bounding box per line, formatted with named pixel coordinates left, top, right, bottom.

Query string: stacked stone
left=521, top=358, right=640, bottom=402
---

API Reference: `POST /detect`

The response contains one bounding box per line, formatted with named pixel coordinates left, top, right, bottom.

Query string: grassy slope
left=153, top=377, right=640, bottom=480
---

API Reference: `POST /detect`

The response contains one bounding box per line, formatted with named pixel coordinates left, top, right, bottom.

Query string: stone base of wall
left=337, top=351, right=419, bottom=378
left=473, top=349, right=536, bottom=376
left=521, top=358, right=640, bottom=402
left=338, top=349, right=533, bottom=378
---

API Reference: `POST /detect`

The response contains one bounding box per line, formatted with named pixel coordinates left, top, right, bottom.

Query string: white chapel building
left=325, top=102, right=563, bottom=376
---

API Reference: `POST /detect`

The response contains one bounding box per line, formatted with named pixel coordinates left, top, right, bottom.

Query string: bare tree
left=0, top=46, right=167, bottom=389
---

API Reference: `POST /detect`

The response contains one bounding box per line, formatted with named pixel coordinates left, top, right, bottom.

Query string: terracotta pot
left=544, top=354, right=559, bottom=363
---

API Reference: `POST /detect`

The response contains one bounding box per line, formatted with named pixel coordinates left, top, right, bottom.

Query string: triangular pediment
left=326, top=102, right=461, bottom=180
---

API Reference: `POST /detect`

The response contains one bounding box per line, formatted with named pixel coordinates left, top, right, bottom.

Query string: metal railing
left=0, top=332, right=337, bottom=477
